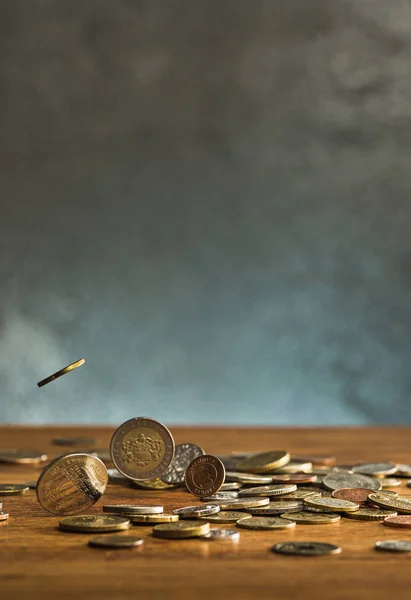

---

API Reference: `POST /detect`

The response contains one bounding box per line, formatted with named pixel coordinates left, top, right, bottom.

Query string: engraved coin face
left=375, top=540, right=411, bottom=553
left=36, top=453, right=108, bottom=515
left=59, top=514, right=130, bottom=533
left=323, top=471, right=381, bottom=492
left=173, top=505, right=220, bottom=518
left=110, top=417, right=175, bottom=481
left=88, top=535, right=143, bottom=549
left=332, top=488, right=377, bottom=505
left=0, top=484, right=29, bottom=496
left=272, top=541, right=342, bottom=556
left=161, top=443, right=205, bottom=485
left=343, top=508, right=397, bottom=521
left=202, top=529, right=240, bottom=541
left=185, top=455, right=225, bottom=497
left=368, top=493, right=411, bottom=514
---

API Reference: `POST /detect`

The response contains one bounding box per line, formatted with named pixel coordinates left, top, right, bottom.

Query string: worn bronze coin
left=36, top=453, right=108, bottom=515
left=236, top=451, right=290, bottom=474
left=272, top=541, right=341, bottom=556
left=88, top=535, right=144, bottom=548
left=59, top=515, right=130, bottom=533
left=185, top=455, right=225, bottom=497
left=152, top=521, right=210, bottom=539
left=332, top=488, right=375, bottom=506
left=110, top=417, right=175, bottom=481
left=161, top=443, right=205, bottom=485
left=237, top=516, right=295, bottom=530
left=343, top=508, right=397, bottom=521
left=0, top=484, right=29, bottom=496
left=37, top=358, right=85, bottom=387
left=383, top=515, right=411, bottom=529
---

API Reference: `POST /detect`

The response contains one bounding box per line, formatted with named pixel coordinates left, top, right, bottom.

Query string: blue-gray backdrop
left=1, top=1, right=411, bottom=424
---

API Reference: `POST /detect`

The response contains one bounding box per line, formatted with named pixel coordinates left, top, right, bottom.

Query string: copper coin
left=331, top=488, right=373, bottom=506
left=383, top=515, right=411, bottom=529
left=270, top=473, right=317, bottom=484
left=185, top=455, right=225, bottom=497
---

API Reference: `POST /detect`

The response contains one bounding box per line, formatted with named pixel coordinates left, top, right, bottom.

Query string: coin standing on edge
left=272, top=541, right=342, bottom=556
left=185, top=455, right=225, bottom=497
left=110, top=417, right=175, bottom=481
left=88, top=535, right=144, bottom=549
left=37, top=358, right=85, bottom=387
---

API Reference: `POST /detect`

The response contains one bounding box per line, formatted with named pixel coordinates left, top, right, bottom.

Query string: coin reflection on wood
left=37, top=358, right=85, bottom=387
left=36, top=453, right=108, bottom=515
left=185, top=455, right=225, bottom=497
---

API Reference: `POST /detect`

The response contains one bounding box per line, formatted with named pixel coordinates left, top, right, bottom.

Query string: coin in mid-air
left=236, top=451, right=290, bottom=474
left=199, top=511, right=251, bottom=524
left=343, top=508, right=397, bottom=521
left=59, top=515, right=130, bottom=533
left=272, top=541, right=342, bottom=556
left=368, top=493, right=411, bottom=514
left=202, top=529, right=240, bottom=541
left=161, top=443, right=205, bottom=485
left=110, top=417, right=175, bottom=481
left=383, top=515, right=411, bottom=528
left=152, top=521, right=210, bottom=539
left=185, top=455, right=225, bottom=497
left=103, top=504, right=163, bottom=515
left=323, top=471, right=381, bottom=492
left=173, top=505, right=220, bottom=519
left=237, top=516, right=295, bottom=530
left=0, top=450, right=48, bottom=465
left=37, top=358, right=85, bottom=387
left=0, top=484, right=29, bottom=496
left=36, top=453, right=108, bottom=515
left=375, top=540, right=411, bottom=553
left=88, top=535, right=144, bottom=549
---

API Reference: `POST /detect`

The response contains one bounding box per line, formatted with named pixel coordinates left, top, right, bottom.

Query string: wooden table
left=1, top=425, right=410, bottom=600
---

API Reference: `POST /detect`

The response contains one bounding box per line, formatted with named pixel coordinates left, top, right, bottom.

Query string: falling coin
left=88, top=535, right=144, bottom=549
left=0, top=484, right=29, bottom=496
left=59, top=515, right=130, bottom=533
left=152, top=521, right=210, bottom=539
left=103, top=504, right=163, bottom=515
left=185, top=455, right=225, bottom=497
left=37, top=358, right=85, bottom=387
left=375, top=540, right=411, bottom=553
left=202, top=529, right=240, bottom=541
left=272, top=541, right=342, bottom=556
left=237, top=516, right=295, bottom=530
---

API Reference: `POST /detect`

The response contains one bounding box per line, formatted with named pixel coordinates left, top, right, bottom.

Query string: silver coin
left=161, top=443, right=205, bottom=485
left=203, top=492, right=239, bottom=501
left=220, top=482, right=242, bottom=491
left=352, top=463, right=397, bottom=476
left=239, top=484, right=297, bottom=497
left=225, top=472, right=272, bottom=485
left=375, top=540, right=411, bottom=552
left=272, top=541, right=342, bottom=556
left=380, top=478, right=401, bottom=488
left=395, top=465, right=411, bottom=478
left=202, top=529, right=240, bottom=541
left=103, top=504, right=163, bottom=515
left=323, top=471, right=381, bottom=491
left=173, top=504, right=220, bottom=518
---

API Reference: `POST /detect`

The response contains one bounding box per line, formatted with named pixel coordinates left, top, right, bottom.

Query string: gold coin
left=239, top=484, right=297, bottom=497
left=352, top=463, right=397, bottom=476
left=152, top=521, right=210, bottom=539
left=36, top=453, right=108, bottom=515
left=88, top=535, right=144, bottom=549
left=0, top=484, right=29, bottom=496
left=0, top=450, right=48, bottom=465
left=132, top=478, right=177, bottom=490
left=37, top=358, right=85, bottom=387
left=59, top=515, right=130, bottom=533
left=236, top=516, right=295, bottom=530
left=270, top=488, right=319, bottom=500
left=110, top=417, right=175, bottom=481
left=303, top=496, right=359, bottom=512
left=236, top=451, right=290, bottom=474
left=199, top=511, right=251, bottom=523
left=127, top=513, right=179, bottom=524
left=281, top=511, right=341, bottom=524
left=185, top=455, right=225, bottom=497
left=103, top=504, right=163, bottom=515
left=368, top=493, right=411, bottom=514
left=225, top=472, right=272, bottom=484
left=342, top=508, right=397, bottom=521
left=203, top=497, right=270, bottom=510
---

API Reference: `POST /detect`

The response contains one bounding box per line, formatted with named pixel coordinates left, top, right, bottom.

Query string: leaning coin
left=0, top=450, right=48, bottom=465
left=173, top=505, right=220, bottom=519
left=352, top=462, right=397, bottom=476
left=185, top=455, right=225, bottom=497
left=36, top=453, right=108, bottom=515
left=152, top=521, right=210, bottom=539
left=304, top=497, right=359, bottom=512
left=220, top=482, right=243, bottom=491
left=161, top=443, right=205, bottom=485
left=375, top=540, right=411, bottom=553
left=332, top=488, right=377, bottom=506
left=0, top=484, right=29, bottom=496
left=343, top=508, right=397, bottom=520
left=239, top=484, right=297, bottom=497
left=202, top=529, right=240, bottom=541
left=88, top=535, right=144, bottom=549
left=204, top=497, right=270, bottom=510
left=323, top=471, right=381, bottom=491
left=236, top=451, right=290, bottom=474
left=270, top=474, right=317, bottom=484
left=37, top=358, right=85, bottom=387
left=203, top=492, right=239, bottom=501
left=281, top=511, right=341, bottom=524
left=127, top=513, right=178, bottom=524
left=383, top=515, right=411, bottom=529
left=103, top=504, right=163, bottom=515
left=248, top=501, right=304, bottom=515
left=237, top=516, right=295, bottom=530
left=110, top=417, right=175, bottom=481
left=272, top=541, right=341, bottom=556
left=59, top=515, right=130, bottom=533
left=199, top=511, right=251, bottom=524
left=368, top=493, right=411, bottom=514
left=0, top=511, right=9, bottom=521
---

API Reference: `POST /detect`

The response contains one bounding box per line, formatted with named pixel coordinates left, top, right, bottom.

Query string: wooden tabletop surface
left=0, top=425, right=410, bottom=600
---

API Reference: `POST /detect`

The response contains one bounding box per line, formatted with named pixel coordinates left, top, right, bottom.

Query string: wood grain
left=0, top=426, right=410, bottom=600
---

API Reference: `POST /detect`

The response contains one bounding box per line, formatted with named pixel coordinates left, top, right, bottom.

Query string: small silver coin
left=375, top=540, right=411, bottom=553
left=272, top=541, right=342, bottom=556
left=161, top=443, right=205, bottom=485
left=323, top=471, right=381, bottom=492
left=202, top=528, right=240, bottom=541
left=220, top=482, right=242, bottom=491
left=203, top=492, right=239, bottom=501
left=225, top=472, right=272, bottom=485
left=173, top=504, right=220, bottom=518
left=103, top=504, right=163, bottom=515
left=239, top=484, right=297, bottom=497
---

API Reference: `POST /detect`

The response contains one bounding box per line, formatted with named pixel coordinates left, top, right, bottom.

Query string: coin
left=0, top=484, right=29, bottom=495
left=395, top=464, right=411, bottom=477
left=220, top=482, right=242, bottom=491
left=281, top=511, right=341, bottom=524
left=304, top=497, right=359, bottom=512
left=332, top=488, right=377, bottom=506
left=380, top=478, right=401, bottom=488
left=343, top=508, right=397, bottom=520
left=272, top=541, right=342, bottom=556
left=59, top=515, right=130, bottom=533
left=103, top=504, right=163, bottom=515
left=237, top=516, right=295, bottom=530
left=52, top=437, right=96, bottom=447
left=161, top=443, right=205, bottom=485
left=375, top=540, right=411, bottom=553
left=0, top=511, right=9, bottom=521
left=0, top=450, right=48, bottom=465
left=248, top=501, right=304, bottom=515
left=352, top=462, right=397, bottom=476
left=323, top=471, right=381, bottom=491
left=199, top=511, right=251, bottom=524
left=383, top=515, right=411, bottom=529
left=292, top=455, right=337, bottom=467
left=185, top=455, right=225, bottom=497
left=132, top=478, right=176, bottom=490
left=203, top=492, right=239, bottom=500
left=276, top=462, right=313, bottom=474
left=236, top=451, right=290, bottom=474
left=88, top=535, right=144, bottom=549
left=36, top=453, right=108, bottom=515
left=270, top=474, right=317, bottom=484
left=173, top=505, right=220, bottom=519
left=202, top=529, right=240, bottom=541
left=127, top=513, right=179, bottom=523
left=368, top=493, right=411, bottom=514
left=110, top=417, right=175, bottom=481
left=225, top=472, right=272, bottom=485
left=24, top=481, right=39, bottom=490
left=239, top=484, right=297, bottom=497
left=37, top=358, right=85, bottom=387
left=152, top=521, right=210, bottom=539
left=270, top=488, right=319, bottom=500
left=203, top=497, right=270, bottom=510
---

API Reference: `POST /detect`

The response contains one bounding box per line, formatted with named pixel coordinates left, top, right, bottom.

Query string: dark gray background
left=1, top=1, right=410, bottom=424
